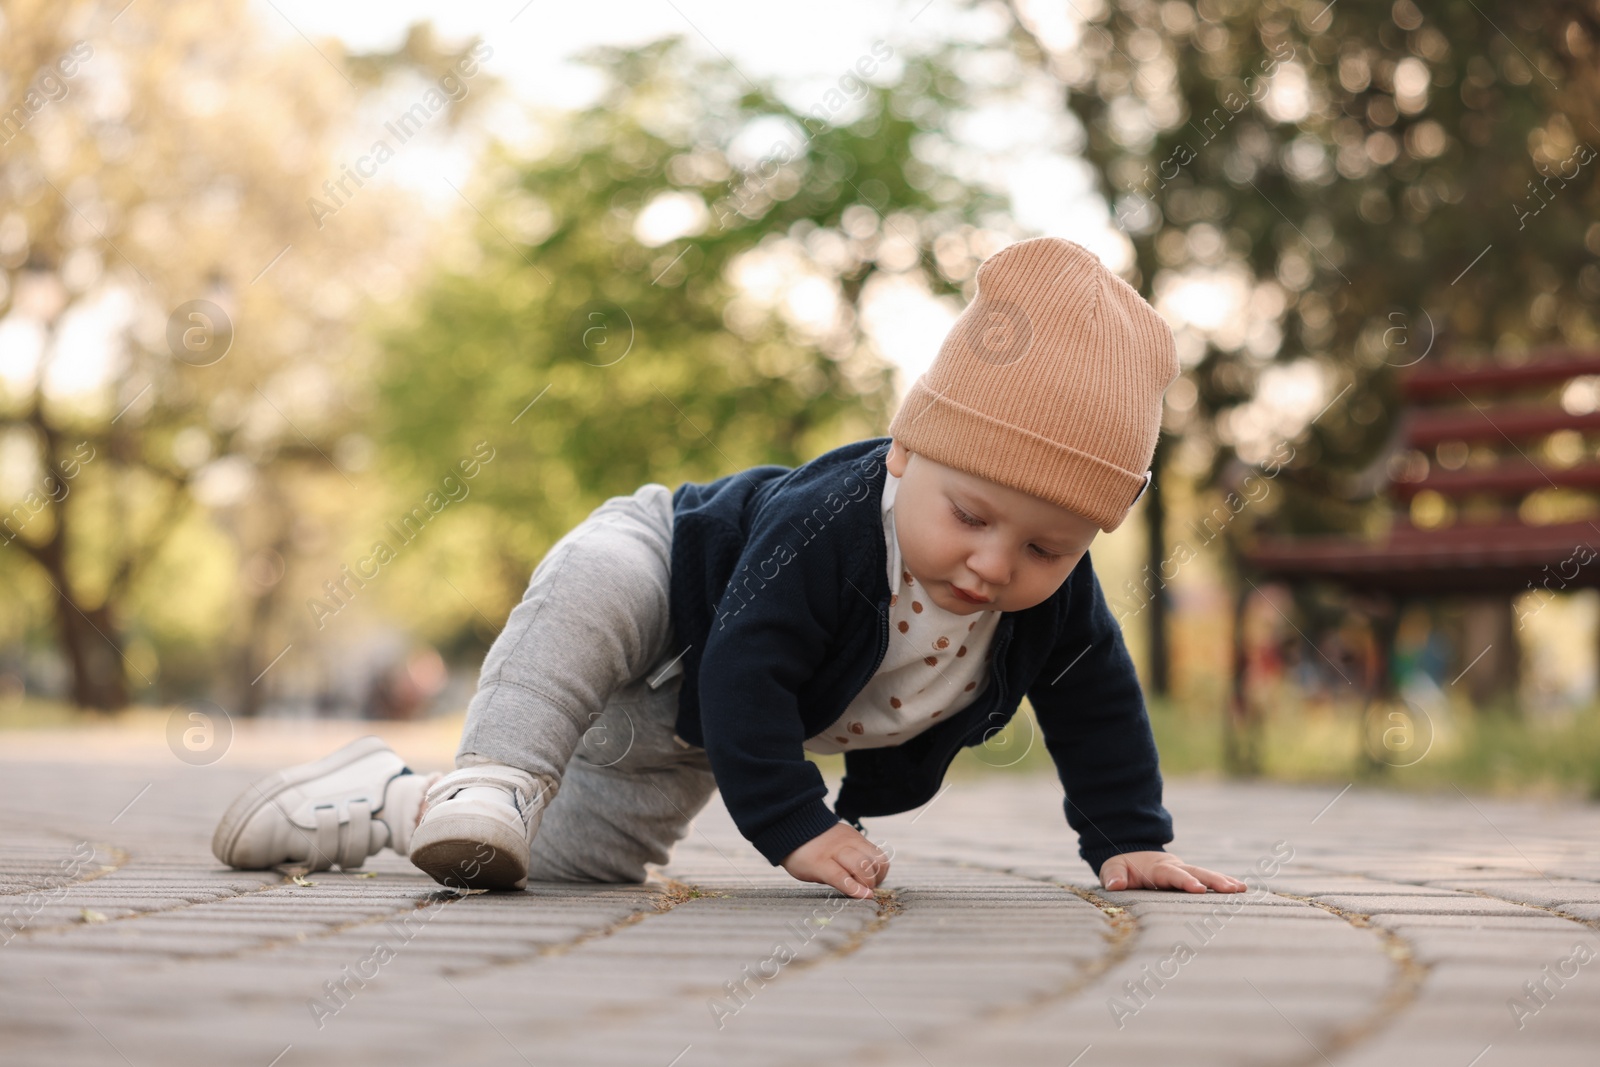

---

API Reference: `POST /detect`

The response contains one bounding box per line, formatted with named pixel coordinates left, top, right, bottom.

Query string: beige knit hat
left=886, top=236, right=1180, bottom=533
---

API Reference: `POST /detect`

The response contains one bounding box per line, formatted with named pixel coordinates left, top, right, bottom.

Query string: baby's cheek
left=1002, top=577, right=1048, bottom=612
left=899, top=549, right=936, bottom=586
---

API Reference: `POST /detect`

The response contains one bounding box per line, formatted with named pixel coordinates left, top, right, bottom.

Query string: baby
left=212, top=237, right=1246, bottom=899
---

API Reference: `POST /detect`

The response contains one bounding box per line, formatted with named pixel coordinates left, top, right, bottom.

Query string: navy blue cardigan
left=667, top=436, right=1173, bottom=870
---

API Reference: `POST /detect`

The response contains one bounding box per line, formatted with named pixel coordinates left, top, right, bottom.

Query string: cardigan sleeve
left=694, top=509, right=850, bottom=864
left=1025, top=551, right=1173, bottom=873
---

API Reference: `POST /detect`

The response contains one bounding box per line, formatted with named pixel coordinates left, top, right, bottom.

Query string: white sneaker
left=408, top=764, right=553, bottom=891
left=212, top=736, right=426, bottom=872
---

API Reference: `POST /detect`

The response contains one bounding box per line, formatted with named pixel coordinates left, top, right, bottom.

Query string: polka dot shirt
left=804, top=469, right=1000, bottom=754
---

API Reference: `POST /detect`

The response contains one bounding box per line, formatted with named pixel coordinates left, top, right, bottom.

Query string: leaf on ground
left=80, top=908, right=108, bottom=923
left=354, top=871, right=378, bottom=878
left=291, top=875, right=316, bottom=887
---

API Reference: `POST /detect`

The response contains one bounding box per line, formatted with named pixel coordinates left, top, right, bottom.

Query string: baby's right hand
left=780, top=822, right=890, bottom=899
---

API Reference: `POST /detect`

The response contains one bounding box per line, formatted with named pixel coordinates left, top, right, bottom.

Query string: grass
left=9, top=689, right=1600, bottom=803
left=0, top=695, right=101, bottom=730
left=1221, top=692, right=1600, bottom=801
left=933, top=690, right=1600, bottom=802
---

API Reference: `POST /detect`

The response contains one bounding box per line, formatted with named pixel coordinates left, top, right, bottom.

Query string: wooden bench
left=1228, top=348, right=1600, bottom=771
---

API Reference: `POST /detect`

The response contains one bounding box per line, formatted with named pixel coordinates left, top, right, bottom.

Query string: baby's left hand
left=1099, top=851, right=1247, bottom=894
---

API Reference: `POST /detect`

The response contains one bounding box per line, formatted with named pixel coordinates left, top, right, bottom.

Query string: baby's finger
left=1099, top=857, right=1132, bottom=891
left=1187, top=865, right=1248, bottom=893
left=841, top=847, right=886, bottom=887
left=1157, top=864, right=1208, bottom=893
left=829, top=863, right=874, bottom=900
left=851, top=831, right=890, bottom=868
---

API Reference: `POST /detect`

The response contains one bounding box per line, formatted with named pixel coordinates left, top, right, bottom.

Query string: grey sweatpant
left=454, top=483, right=716, bottom=883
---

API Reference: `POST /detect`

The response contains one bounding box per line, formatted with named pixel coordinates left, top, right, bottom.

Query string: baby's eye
left=949, top=503, right=983, bottom=527
left=1030, top=544, right=1061, bottom=561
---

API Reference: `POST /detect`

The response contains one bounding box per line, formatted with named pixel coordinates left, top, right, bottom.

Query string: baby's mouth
left=949, top=583, right=992, bottom=605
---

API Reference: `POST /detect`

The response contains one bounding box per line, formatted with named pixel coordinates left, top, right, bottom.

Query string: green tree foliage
left=0, top=0, right=491, bottom=710
left=373, top=35, right=1013, bottom=616
left=1000, top=0, right=1599, bottom=700
left=1006, top=0, right=1600, bottom=534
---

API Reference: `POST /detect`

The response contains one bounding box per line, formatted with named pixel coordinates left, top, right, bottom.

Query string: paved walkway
left=2, top=722, right=1599, bottom=1066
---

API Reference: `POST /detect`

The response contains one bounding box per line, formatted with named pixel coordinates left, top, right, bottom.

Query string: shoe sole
left=409, top=812, right=530, bottom=891
left=211, top=735, right=395, bottom=869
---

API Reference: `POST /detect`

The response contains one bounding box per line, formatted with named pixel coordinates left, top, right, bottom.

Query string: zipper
left=855, top=596, right=891, bottom=705
left=820, top=595, right=890, bottom=743
left=825, top=595, right=891, bottom=826
left=838, top=476, right=893, bottom=719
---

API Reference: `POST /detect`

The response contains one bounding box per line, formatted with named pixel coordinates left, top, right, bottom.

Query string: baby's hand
left=780, top=822, right=890, bottom=899
left=1099, top=851, right=1247, bottom=894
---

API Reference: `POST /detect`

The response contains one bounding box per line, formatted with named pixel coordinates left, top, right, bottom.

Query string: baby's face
left=885, top=439, right=1100, bottom=615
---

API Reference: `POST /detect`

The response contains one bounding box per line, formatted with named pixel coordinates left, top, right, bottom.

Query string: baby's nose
left=967, top=553, right=1011, bottom=587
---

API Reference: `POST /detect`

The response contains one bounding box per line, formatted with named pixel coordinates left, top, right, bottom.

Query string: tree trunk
left=1461, top=595, right=1519, bottom=713
left=230, top=476, right=296, bottom=718
left=233, top=586, right=278, bottom=718
left=54, top=593, right=128, bottom=711
left=1224, top=577, right=1258, bottom=776
left=1144, top=435, right=1170, bottom=697
left=28, top=493, right=129, bottom=712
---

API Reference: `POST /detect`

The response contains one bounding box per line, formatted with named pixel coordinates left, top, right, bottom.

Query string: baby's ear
left=885, top=439, right=908, bottom=475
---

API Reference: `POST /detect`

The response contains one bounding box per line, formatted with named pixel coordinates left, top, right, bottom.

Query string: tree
left=0, top=0, right=482, bottom=709
left=1003, top=0, right=1600, bottom=692
left=370, top=35, right=1021, bottom=622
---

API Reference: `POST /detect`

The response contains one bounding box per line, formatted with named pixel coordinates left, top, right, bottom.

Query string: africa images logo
left=968, top=298, right=1033, bottom=367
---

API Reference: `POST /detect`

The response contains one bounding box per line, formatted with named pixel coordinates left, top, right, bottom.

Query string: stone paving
left=2, top=721, right=1599, bottom=1066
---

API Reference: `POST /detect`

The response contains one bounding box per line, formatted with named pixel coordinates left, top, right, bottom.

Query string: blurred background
left=3, top=0, right=1599, bottom=796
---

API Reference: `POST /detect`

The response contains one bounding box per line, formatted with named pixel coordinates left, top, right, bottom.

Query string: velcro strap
left=311, top=805, right=340, bottom=871
left=339, top=798, right=373, bottom=870
left=425, top=766, right=537, bottom=809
